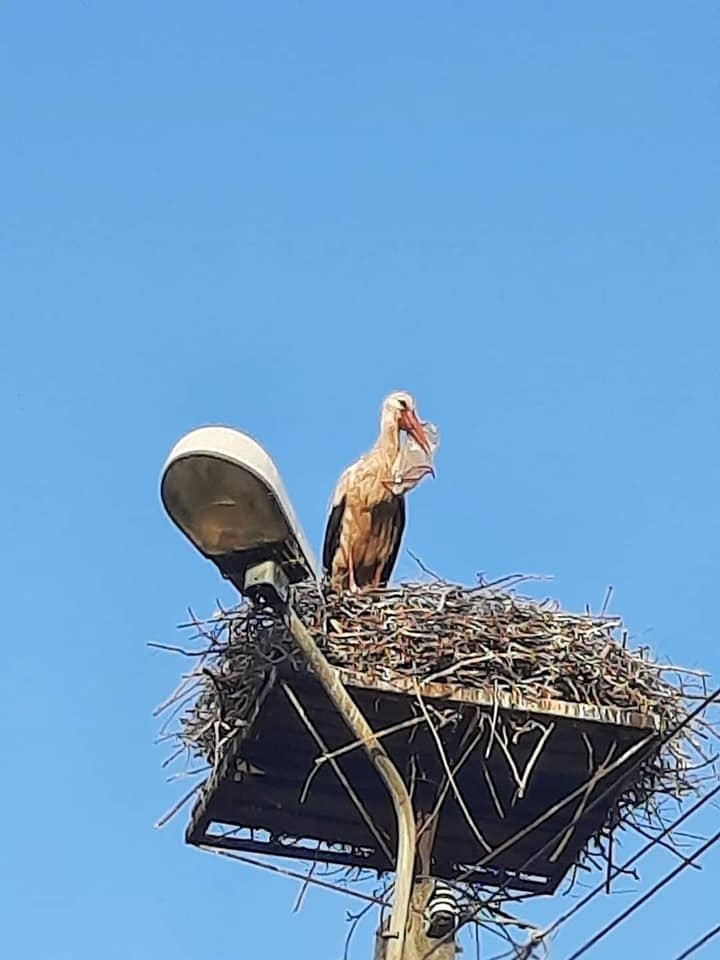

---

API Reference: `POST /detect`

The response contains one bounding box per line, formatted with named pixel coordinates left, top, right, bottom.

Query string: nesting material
left=172, top=578, right=709, bottom=793
left=387, top=422, right=440, bottom=495
left=295, top=580, right=684, bottom=716
left=158, top=576, right=716, bottom=899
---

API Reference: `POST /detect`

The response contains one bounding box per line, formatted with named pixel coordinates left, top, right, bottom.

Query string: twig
left=414, top=681, right=492, bottom=853
left=281, top=682, right=393, bottom=863
left=201, top=847, right=388, bottom=906
left=315, top=714, right=447, bottom=768
left=154, top=782, right=202, bottom=829
left=293, top=854, right=318, bottom=913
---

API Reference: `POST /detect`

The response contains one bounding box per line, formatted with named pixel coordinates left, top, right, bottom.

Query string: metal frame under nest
left=155, top=578, right=715, bottom=899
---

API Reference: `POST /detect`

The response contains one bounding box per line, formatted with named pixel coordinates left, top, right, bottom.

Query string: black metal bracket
left=243, top=560, right=290, bottom=611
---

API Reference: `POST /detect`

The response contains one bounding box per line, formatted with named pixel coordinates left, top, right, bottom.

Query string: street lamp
left=160, top=425, right=415, bottom=960
left=160, top=426, right=317, bottom=594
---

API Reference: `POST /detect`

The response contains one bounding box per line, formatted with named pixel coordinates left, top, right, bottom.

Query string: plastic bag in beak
left=388, top=422, right=440, bottom=495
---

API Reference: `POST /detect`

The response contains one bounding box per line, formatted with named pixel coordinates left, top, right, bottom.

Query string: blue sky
left=2, top=2, right=719, bottom=957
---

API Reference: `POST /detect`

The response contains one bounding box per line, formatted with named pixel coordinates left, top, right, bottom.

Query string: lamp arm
left=244, top=562, right=416, bottom=960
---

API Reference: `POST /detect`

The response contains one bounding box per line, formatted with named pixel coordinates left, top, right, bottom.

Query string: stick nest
left=179, top=578, right=703, bottom=757
left=157, top=575, right=717, bottom=907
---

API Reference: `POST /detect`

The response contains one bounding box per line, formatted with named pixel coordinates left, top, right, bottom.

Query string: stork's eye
left=398, top=399, right=408, bottom=410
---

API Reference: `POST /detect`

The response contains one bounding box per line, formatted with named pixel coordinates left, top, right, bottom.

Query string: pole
left=374, top=811, right=458, bottom=960
left=244, top=562, right=416, bottom=960
left=374, top=880, right=459, bottom=960
left=374, top=811, right=459, bottom=960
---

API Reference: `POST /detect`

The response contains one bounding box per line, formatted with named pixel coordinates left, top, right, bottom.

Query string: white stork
left=322, top=391, right=433, bottom=592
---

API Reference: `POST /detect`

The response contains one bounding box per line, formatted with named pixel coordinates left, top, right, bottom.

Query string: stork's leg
left=371, top=564, right=385, bottom=588
left=348, top=554, right=359, bottom=594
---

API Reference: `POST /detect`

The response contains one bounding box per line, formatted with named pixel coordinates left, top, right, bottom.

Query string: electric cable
left=564, top=827, right=720, bottom=959
left=451, top=686, right=720, bottom=950
left=671, top=922, right=720, bottom=960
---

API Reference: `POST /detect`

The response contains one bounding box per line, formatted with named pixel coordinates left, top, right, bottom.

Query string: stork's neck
left=373, top=417, right=401, bottom=466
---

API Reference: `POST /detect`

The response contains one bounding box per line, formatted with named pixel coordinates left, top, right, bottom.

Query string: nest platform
left=160, top=579, right=706, bottom=896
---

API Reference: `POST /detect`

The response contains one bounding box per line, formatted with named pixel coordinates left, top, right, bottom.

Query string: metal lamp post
left=161, top=426, right=417, bottom=960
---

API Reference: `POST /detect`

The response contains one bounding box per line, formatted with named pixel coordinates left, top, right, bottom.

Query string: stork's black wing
left=375, top=495, right=406, bottom=587
left=322, top=496, right=346, bottom=575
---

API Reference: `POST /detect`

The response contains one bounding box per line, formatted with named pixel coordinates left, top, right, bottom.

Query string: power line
left=474, top=685, right=720, bottom=913
left=672, top=922, right=720, bottom=960
left=431, top=684, right=720, bottom=956
left=541, top=781, right=720, bottom=941
left=564, top=827, right=720, bottom=960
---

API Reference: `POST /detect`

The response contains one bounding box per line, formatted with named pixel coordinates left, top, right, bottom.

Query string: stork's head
left=381, top=391, right=432, bottom=454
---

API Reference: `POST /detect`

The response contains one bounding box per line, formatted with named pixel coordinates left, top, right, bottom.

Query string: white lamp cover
left=161, top=426, right=317, bottom=579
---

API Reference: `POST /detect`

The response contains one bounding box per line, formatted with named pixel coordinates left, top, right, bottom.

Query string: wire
left=452, top=685, right=720, bottom=946
left=489, top=685, right=720, bottom=887
left=564, top=827, right=720, bottom=960
left=672, top=923, right=720, bottom=960
left=542, top=781, right=720, bottom=940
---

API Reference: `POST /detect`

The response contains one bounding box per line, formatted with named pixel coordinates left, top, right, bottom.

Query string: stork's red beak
left=399, top=408, right=432, bottom=455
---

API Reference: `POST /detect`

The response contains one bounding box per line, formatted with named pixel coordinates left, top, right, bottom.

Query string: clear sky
left=2, top=2, right=719, bottom=958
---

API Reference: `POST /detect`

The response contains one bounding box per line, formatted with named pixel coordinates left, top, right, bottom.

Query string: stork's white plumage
left=322, top=391, right=434, bottom=591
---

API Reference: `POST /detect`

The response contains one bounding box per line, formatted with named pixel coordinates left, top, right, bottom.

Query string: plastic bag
left=387, top=422, right=440, bottom=495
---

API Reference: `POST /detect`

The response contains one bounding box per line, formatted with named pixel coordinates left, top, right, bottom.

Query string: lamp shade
left=161, top=426, right=317, bottom=585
